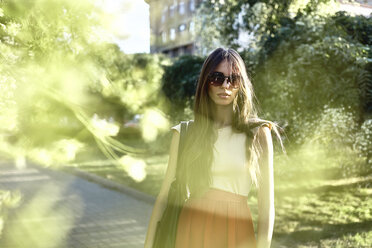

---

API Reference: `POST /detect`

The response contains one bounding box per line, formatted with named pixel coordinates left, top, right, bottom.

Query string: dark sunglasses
left=207, top=71, right=240, bottom=88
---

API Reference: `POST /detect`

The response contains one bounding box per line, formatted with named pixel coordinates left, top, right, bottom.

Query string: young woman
left=145, top=48, right=285, bottom=248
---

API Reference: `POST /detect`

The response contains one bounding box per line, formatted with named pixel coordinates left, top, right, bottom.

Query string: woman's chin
left=214, top=100, right=233, bottom=106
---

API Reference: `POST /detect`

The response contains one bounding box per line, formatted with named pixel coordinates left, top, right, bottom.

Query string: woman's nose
left=221, top=78, right=231, bottom=88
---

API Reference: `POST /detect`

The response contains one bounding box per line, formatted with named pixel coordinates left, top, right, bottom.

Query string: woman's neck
left=212, top=103, right=233, bottom=128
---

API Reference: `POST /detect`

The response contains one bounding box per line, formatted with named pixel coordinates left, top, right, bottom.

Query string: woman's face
left=207, top=60, right=240, bottom=106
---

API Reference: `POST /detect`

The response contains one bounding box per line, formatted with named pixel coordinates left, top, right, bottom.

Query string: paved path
left=0, top=162, right=154, bottom=248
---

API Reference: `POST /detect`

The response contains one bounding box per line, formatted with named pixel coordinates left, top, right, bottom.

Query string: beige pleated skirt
left=175, top=188, right=257, bottom=248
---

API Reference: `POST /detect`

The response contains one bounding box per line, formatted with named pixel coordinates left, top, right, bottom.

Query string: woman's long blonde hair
left=178, top=48, right=285, bottom=198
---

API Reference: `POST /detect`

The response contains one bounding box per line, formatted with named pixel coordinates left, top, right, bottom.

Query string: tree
left=0, top=0, right=169, bottom=175
left=161, top=55, right=204, bottom=121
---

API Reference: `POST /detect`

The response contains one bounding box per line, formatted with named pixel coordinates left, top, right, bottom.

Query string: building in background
left=144, top=0, right=202, bottom=57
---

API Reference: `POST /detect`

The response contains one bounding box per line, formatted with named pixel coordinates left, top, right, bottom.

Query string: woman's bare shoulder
left=248, top=118, right=273, bottom=135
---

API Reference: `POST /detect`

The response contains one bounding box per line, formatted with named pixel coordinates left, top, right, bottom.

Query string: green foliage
left=0, top=0, right=169, bottom=175
left=193, top=0, right=243, bottom=54
left=0, top=0, right=109, bottom=163
left=331, top=12, right=372, bottom=112
left=88, top=43, right=169, bottom=117
left=354, top=119, right=372, bottom=168
left=256, top=11, right=372, bottom=115
left=195, top=0, right=333, bottom=56
left=161, top=55, right=204, bottom=120
left=332, top=11, right=372, bottom=46
left=254, top=13, right=371, bottom=148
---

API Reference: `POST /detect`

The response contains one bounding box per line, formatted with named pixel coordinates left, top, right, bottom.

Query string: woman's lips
left=218, top=93, right=230, bottom=99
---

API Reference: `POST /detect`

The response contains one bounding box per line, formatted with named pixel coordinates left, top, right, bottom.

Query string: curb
left=61, top=167, right=156, bottom=205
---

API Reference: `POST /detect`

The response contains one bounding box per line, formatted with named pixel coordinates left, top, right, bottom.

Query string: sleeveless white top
left=171, top=123, right=252, bottom=197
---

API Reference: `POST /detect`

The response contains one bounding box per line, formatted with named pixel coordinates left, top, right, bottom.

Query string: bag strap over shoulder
left=175, top=120, right=193, bottom=180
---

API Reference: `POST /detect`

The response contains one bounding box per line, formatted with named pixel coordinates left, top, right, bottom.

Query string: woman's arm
left=256, top=126, right=275, bottom=248
left=144, top=130, right=180, bottom=248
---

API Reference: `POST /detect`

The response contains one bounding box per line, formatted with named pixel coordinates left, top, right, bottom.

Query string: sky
left=339, top=2, right=372, bottom=16
left=102, top=0, right=150, bottom=54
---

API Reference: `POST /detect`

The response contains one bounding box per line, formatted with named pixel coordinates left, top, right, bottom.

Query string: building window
left=161, top=9, right=167, bottom=23
left=189, top=21, right=195, bottom=33
left=170, top=28, right=176, bottom=40
left=189, top=0, right=195, bottom=11
left=179, top=24, right=186, bottom=32
left=179, top=1, right=185, bottom=14
left=162, top=31, right=167, bottom=43
left=169, top=4, right=176, bottom=17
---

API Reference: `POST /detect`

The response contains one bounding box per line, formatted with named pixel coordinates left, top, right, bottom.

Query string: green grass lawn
left=270, top=173, right=372, bottom=247
left=72, top=145, right=372, bottom=248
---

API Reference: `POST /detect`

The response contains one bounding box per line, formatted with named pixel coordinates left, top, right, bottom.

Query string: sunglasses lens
left=208, top=72, right=240, bottom=88
left=231, top=75, right=239, bottom=86
left=215, top=75, right=225, bottom=85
